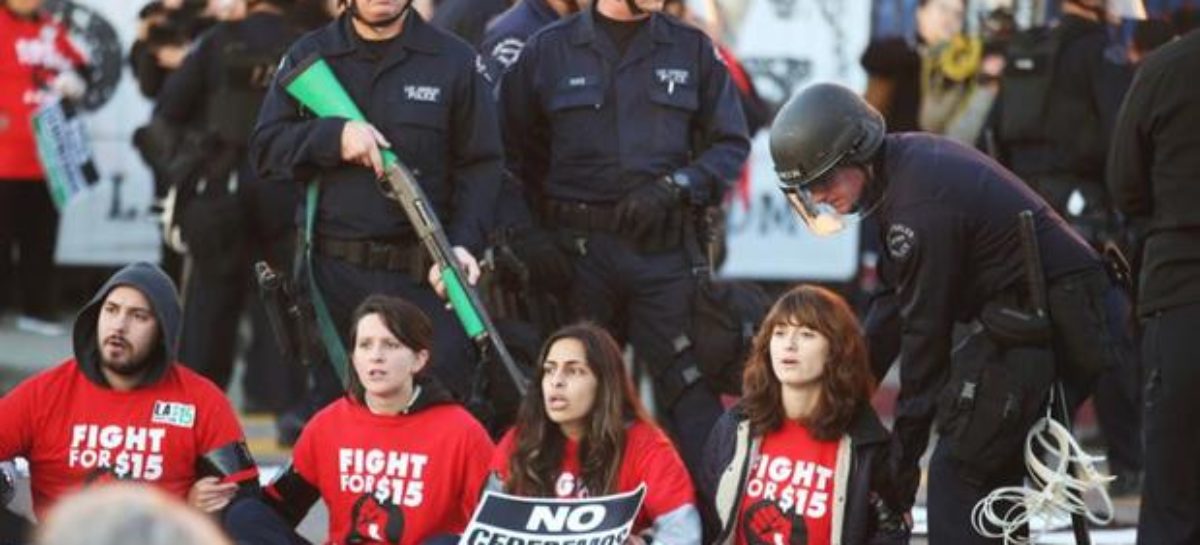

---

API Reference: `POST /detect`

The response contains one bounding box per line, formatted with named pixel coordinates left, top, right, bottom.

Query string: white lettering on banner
left=526, top=504, right=606, bottom=532
left=744, top=454, right=834, bottom=518
left=337, top=448, right=428, bottom=507
left=66, top=424, right=167, bottom=480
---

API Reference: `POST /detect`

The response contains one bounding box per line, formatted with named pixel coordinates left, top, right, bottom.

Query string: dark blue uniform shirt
left=250, top=13, right=502, bottom=252
left=479, top=0, right=560, bottom=85
left=499, top=8, right=749, bottom=205
left=871, top=133, right=1101, bottom=507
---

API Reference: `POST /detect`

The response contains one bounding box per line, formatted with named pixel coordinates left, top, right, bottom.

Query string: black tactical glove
left=613, top=176, right=686, bottom=249
left=500, top=227, right=575, bottom=292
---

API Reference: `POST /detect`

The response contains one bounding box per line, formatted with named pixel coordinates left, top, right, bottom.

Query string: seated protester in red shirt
left=228, top=295, right=494, bottom=545
left=0, top=262, right=259, bottom=539
left=489, top=322, right=702, bottom=544
left=699, top=285, right=910, bottom=545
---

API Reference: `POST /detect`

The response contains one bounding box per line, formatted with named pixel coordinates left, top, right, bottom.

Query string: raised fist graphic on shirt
left=743, top=499, right=809, bottom=545
left=347, top=492, right=405, bottom=544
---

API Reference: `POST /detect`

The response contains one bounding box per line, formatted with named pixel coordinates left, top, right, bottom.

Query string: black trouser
left=222, top=496, right=461, bottom=545
left=0, top=181, right=59, bottom=319
left=311, top=254, right=476, bottom=400
left=568, top=233, right=722, bottom=477
left=927, top=436, right=1026, bottom=545
left=1048, top=268, right=1143, bottom=475
left=0, top=506, right=32, bottom=544
left=1137, top=302, right=1200, bottom=544
left=223, top=497, right=309, bottom=545
left=179, top=216, right=304, bottom=413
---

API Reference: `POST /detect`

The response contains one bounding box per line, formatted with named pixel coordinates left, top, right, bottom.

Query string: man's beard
left=99, top=337, right=154, bottom=377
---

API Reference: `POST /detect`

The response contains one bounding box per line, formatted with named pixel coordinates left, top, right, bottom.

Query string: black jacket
left=251, top=12, right=502, bottom=252
left=1108, top=29, right=1200, bottom=316
left=699, top=404, right=908, bottom=545
left=866, top=133, right=1100, bottom=509
left=499, top=6, right=749, bottom=206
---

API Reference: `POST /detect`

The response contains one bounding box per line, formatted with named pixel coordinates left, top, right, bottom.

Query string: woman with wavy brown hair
left=489, top=322, right=702, bottom=544
left=699, top=285, right=910, bottom=545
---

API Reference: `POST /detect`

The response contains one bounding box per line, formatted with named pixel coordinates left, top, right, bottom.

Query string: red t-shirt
left=0, top=359, right=248, bottom=519
left=735, top=421, right=840, bottom=545
left=292, top=397, right=494, bottom=545
left=491, top=420, right=695, bottom=533
left=0, top=8, right=86, bottom=180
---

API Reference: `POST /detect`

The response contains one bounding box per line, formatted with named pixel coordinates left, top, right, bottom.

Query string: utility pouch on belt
left=978, top=300, right=1051, bottom=347
left=938, top=209, right=1060, bottom=485
left=937, top=323, right=1055, bottom=485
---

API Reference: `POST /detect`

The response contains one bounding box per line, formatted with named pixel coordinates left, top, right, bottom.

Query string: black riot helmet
left=769, top=82, right=885, bottom=235
left=770, top=82, right=885, bottom=188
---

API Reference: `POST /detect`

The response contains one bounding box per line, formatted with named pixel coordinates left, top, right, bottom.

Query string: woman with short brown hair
left=700, top=285, right=909, bottom=545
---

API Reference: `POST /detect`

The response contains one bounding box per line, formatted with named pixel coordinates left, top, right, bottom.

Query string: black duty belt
left=313, top=235, right=425, bottom=275
left=542, top=200, right=617, bottom=233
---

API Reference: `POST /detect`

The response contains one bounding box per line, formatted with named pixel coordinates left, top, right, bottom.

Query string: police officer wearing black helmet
left=770, top=83, right=1137, bottom=544
left=498, top=0, right=749, bottom=476
left=251, top=0, right=502, bottom=401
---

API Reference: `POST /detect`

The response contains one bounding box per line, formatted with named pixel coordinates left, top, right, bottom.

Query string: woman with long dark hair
left=227, top=294, right=494, bottom=545
left=700, top=285, right=909, bottom=545
left=490, top=322, right=701, bottom=543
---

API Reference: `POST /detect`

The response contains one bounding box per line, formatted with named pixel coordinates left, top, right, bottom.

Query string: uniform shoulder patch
left=475, top=54, right=493, bottom=83
left=886, top=223, right=917, bottom=260
left=490, top=37, right=525, bottom=69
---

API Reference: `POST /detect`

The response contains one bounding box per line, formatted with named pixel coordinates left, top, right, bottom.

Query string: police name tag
left=404, top=85, right=441, bottom=103
left=151, top=401, right=196, bottom=428
left=655, top=69, right=689, bottom=95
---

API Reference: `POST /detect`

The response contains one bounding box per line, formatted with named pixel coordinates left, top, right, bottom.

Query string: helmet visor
left=780, top=185, right=847, bottom=237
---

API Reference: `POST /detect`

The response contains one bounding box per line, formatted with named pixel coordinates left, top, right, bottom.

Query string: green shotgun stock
left=281, top=55, right=527, bottom=396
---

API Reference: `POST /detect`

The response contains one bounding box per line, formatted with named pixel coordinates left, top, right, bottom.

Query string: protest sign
left=31, top=98, right=98, bottom=210
left=459, top=485, right=646, bottom=545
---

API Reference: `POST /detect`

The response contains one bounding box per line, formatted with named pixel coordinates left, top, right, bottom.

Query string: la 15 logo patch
left=151, top=401, right=196, bottom=428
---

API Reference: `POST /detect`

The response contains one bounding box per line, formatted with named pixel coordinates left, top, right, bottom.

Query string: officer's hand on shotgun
left=340, top=120, right=390, bottom=178
left=428, top=246, right=481, bottom=300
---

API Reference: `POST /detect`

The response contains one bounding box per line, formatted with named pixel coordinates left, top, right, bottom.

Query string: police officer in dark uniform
left=770, top=83, right=1136, bottom=544
left=499, top=0, right=749, bottom=475
left=1109, top=29, right=1200, bottom=545
left=251, top=0, right=503, bottom=399
left=479, top=0, right=587, bottom=86
left=998, top=0, right=1133, bottom=237
left=429, top=0, right=509, bottom=47
left=996, top=0, right=1144, bottom=489
left=156, top=0, right=307, bottom=413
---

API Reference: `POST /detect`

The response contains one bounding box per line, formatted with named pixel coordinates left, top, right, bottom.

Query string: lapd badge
left=490, top=37, right=526, bottom=70
left=886, top=223, right=916, bottom=260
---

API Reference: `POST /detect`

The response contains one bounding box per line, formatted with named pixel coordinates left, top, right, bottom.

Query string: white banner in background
left=44, top=0, right=160, bottom=266
left=719, top=0, right=871, bottom=281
